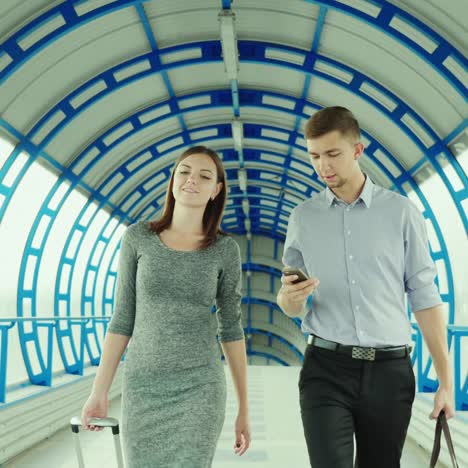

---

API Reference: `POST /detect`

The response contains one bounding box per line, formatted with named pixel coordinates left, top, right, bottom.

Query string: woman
left=81, top=146, right=251, bottom=467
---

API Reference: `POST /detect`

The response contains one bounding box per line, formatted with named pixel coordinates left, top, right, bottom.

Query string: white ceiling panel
left=233, top=0, right=318, bottom=50
left=319, top=10, right=464, bottom=135
left=182, top=107, right=233, bottom=129
left=392, top=0, right=468, bottom=53
left=238, top=63, right=304, bottom=97
left=0, top=0, right=61, bottom=42
left=360, top=153, right=393, bottom=189
left=307, top=76, right=421, bottom=171
left=0, top=8, right=148, bottom=128
left=166, top=62, right=228, bottom=95
left=205, top=137, right=235, bottom=152
left=244, top=139, right=290, bottom=156
left=147, top=2, right=220, bottom=49
left=84, top=116, right=183, bottom=188
left=44, top=74, right=170, bottom=165
left=240, top=107, right=297, bottom=131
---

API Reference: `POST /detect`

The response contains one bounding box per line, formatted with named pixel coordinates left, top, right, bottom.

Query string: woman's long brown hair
left=148, top=146, right=228, bottom=249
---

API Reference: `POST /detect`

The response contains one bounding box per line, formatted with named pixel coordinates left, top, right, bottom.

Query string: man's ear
left=354, top=142, right=365, bottom=160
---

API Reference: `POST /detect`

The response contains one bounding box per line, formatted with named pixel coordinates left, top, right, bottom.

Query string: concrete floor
left=5, top=366, right=432, bottom=467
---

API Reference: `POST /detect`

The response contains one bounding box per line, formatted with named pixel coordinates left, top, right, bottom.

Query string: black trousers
left=299, top=345, right=415, bottom=468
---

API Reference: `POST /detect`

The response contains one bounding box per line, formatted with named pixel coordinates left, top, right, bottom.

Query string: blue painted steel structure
left=304, top=0, right=467, bottom=96
left=7, top=116, right=461, bottom=397
left=4, top=113, right=460, bottom=391
left=0, top=0, right=151, bottom=85
left=0, top=0, right=466, bottom=411
left=0, top=0, right=465, bottom=95
left=1, top=41, right=466, bottom=231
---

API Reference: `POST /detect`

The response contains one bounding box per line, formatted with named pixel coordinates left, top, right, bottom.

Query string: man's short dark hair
left=304, top=106, right=360, bottom=142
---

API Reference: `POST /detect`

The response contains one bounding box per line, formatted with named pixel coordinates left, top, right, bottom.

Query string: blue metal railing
left=0, top=316, right=111, bottom=404
left=1, top=317, right=466, bottom=410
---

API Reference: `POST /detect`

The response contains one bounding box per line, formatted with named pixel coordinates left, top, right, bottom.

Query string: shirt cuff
left=408, top=284, right=443, bottom=313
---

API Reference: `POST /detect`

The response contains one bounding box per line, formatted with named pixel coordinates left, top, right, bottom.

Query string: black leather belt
left=307, top=335, right=411, bottom=361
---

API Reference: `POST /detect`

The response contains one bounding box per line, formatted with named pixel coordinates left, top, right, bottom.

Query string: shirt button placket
left=346, top=205, right=360, bottom=342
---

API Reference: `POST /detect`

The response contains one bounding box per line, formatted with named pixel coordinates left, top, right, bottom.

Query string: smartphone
left=282, top=267, right=309, bottom=284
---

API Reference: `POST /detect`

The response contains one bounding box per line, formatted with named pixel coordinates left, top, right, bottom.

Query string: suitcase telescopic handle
left=70, top=416, right=120, bottom=434
left=70, top=417, right=124, bottom=468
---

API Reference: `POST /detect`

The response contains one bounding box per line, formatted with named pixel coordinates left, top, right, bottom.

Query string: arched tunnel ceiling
left=0, top=0, right=466, bottom=365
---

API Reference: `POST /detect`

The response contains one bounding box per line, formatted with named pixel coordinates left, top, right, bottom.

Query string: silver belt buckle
left=352, top=347, right=376, bottom=361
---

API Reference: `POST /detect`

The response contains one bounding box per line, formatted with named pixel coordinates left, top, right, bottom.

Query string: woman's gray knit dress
left=107, top=221, right=244, bottom=468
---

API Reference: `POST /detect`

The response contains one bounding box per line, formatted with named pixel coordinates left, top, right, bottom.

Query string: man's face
left=306, top=130, right=363, bottom=189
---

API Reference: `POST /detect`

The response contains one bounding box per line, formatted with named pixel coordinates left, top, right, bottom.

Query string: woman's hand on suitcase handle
left=81, top=393, right=108, bottom=432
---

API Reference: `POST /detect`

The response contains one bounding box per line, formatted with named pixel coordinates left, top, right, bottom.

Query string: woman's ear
left=213, top=182, right=223, bottom=199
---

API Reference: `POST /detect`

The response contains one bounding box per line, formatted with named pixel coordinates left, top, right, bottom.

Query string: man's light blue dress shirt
left=282, top=175, right=442, bottom=347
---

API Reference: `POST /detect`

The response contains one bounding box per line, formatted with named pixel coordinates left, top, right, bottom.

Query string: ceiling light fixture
left=219, top=10, right=239, bottom=80
left=231, top=118, right=243, bottom=151
left=242, top=198, right=250, bottom=216
left=238, top=168, right=247, bottom=191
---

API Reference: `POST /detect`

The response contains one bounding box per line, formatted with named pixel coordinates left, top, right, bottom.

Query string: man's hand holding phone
left=278, top=267, right=320, bottom=316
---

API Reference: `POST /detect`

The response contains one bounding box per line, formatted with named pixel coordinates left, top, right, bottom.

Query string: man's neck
left=331, top=172, right=366, bottom=205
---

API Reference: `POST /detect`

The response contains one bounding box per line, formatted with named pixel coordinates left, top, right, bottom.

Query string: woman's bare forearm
left=90, top=332, right=130, bottom=396
left=221, top=339, right=248, bottom=412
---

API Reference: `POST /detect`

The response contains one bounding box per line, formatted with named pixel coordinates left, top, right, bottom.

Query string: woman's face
left=172, top=153, right=223, bottom=208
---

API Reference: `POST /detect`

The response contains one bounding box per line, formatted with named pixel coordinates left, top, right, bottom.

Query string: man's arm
left=277, top=289, right=305, bottom=317
left=277, top=274, right=319, bottom=317
left=414, top=304, right=455, bottom=419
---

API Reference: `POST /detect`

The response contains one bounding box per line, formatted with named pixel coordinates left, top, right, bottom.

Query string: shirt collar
left=325, top=174, right=374, bottom=208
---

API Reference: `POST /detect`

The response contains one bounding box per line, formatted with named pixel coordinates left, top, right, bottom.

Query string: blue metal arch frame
left=75, top=122, right=456, bottom=390
left=58, top=110, right=446, bottom=262
left=1, top=40, right=465, bottom=234
left=306, top=0, right=467, bottom=96
left=0, top=2, right=464, bottom=402
left=12, top=40, right=458, bottom=346
left=0, top=0, right=149, bottom=85
left=0, top=0, right=464, bottom=95
left=227, top=191, right=297, bottom=213
left=1, top=11, right=464, bottom=274
left=240, top=297, right=302, bottom=335
left=0, top=23, right=460, bottom=390
left=15, top=116, right=458, bottom=380
left=5, top=77, right=457, bottom=249
left=245, top=265, right=304, bottom=331
left=10, top=69, right=458, bottom=370
left=240, top=256, right=306, bottom=349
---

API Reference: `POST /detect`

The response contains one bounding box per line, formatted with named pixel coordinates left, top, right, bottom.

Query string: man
left=277, top=106, right=454, bottom=468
